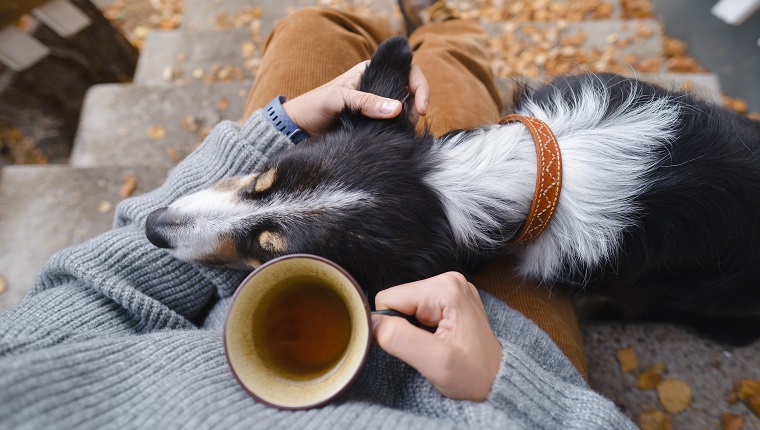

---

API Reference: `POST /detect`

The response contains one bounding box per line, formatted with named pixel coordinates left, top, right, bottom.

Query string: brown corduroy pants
left=242, top=7, right=587, bottom=379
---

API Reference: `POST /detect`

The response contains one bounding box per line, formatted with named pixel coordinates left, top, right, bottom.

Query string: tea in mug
left=254, top=281, right=352, bottom=380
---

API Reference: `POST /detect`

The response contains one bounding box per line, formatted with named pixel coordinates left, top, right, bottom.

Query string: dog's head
left=145, top=37, right=461, bottom=299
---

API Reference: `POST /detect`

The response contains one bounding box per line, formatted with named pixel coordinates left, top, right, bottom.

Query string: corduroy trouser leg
left=242, top=7, right=588, bottom=379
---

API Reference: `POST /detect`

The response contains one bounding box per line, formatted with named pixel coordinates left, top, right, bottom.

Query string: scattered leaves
left=451, top=0, right=616, bottom=22
left=102, top=0, right=183, bottom=50
left=616, top=346, right=639, bottom=373
left=0, top=276, right=7, bottom=295
left=720, top=412, right=745, bottom=430
left=637, top=409, right=672, bottom=430
left=657, top=378, right=692, bottom=413
left=116, top=127, right=129, bottom=137
left=639, top=362, right=666, bottom=389
left=147, top=125, right=167, bottom=140
left=119, top=174, right=138, bottom=199
left=0, top=125, right=47, bottom=164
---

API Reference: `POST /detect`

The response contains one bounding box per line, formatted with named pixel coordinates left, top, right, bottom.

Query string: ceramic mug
left=224, top=254, right=426, bottom=410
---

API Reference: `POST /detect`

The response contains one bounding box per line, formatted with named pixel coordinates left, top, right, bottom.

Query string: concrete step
left=495, top=72, right=722, bottom=112
left=483, top=19, right=667, bottom=78
left=0, top=165, right=166, bottom=312
left=183, top=0, right=398, bottom=33
left=134, top=28, right=258, bottom=86
left=71, top=80, right=253, bottom=169
left=135, top=18, right=665, bottom=87
left=582, top=322, right=760, bottom=429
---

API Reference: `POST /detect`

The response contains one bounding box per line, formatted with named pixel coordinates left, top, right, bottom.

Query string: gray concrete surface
left=71, top=80, right=252, bottom=169
left=651, top=0, right=760, bottom=113
left=0, top=165, right=165, bottom=311
left=583, top=322, right=760, bottom=428
left=134, top=28, right=258, bottom=86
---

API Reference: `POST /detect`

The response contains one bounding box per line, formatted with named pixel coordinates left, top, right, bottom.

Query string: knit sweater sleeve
left=0, top=112, right=293, bottom=352
left=481, top=293, right=637, bottom=429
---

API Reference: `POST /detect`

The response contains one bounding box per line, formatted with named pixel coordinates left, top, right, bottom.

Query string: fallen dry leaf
left=166, top=147, right=180, bottom=162
left=181, top=115, right=200, bottom=132
left=720, top=412, right=745, bottom=430
left=657, top=378, right=692, bottom=413
left=732, top=379, right=760, bottom=419
left=723, top=96, right=749, bottom=114
left=120, top=174, right=138, bottom=199
left=638, top=362, right=666, bottom=389
left=637, top=409, right=672, bottom=430
left=116, top=127, right=129, bottom=136
left=97, top=200, right=113, bottom=214
left=147, top=125, right=166, bottom=140
left=241, top=41, right=256, bottom=58
left=616, top=346, right=639, bottom=373
left=0, top=276, right=7, bottom=295
left=217, top=95, right=230, bottom=112
left=734, top=379, right=760, bottom=400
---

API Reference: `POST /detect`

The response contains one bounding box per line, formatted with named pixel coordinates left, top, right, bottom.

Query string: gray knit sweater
left=0, top=112, right=636, bottom=429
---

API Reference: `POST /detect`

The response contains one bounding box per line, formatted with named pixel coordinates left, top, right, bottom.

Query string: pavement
left=651, top=0, right=760, bottom=113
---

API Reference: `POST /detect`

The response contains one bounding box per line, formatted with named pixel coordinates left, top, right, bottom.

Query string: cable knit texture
left=0, top=112, right=635, bottom=429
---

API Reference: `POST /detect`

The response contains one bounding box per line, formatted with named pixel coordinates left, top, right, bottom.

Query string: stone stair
left=1, top=0, right=756, bottom=428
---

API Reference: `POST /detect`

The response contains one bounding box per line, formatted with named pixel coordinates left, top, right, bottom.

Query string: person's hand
left=372, top=272, right=503, bottom=402
left=282, top=60, right=429, bottom=136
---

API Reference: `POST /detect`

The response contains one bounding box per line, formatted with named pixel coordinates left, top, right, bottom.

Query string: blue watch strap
left=264, top=95, right=309, bottom=144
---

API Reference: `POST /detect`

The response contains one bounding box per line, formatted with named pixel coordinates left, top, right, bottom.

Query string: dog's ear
left=358, top=36, right=414, bottom=120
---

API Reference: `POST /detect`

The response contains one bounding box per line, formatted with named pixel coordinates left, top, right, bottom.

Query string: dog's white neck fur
left=427, top=80, right=681, bottom=283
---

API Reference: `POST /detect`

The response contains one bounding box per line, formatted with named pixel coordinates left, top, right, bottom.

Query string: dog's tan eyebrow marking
left=254, top=168, right=276, bottom=193
left=258, top=230, right=286, bottom=253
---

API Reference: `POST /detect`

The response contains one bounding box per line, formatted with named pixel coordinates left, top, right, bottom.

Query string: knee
left=272, top=7, right=343, bottom=34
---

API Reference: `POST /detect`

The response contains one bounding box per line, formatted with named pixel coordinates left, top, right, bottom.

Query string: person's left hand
left=282, top=60, right=429, bottom=136
left=372, top=272, right=503, bottom=402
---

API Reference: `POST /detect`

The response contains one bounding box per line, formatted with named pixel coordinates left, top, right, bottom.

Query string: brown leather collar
left=499, top=114, right=562, bottom=244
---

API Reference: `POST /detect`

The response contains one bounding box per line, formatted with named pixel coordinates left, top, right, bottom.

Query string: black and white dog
left=146, top=36, right=760, bottom=324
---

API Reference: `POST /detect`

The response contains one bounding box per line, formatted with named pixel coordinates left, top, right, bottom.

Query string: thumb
left=344, top=90, right=402, bottom=119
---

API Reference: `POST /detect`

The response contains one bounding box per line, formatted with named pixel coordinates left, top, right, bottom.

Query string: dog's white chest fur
left=428, top=80, right=682, bottom=283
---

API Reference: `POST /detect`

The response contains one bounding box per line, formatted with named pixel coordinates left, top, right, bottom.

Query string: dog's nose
left=146, top=207, right=172, bottom=249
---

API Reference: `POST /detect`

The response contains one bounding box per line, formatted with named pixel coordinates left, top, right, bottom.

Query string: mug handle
left=372, top=309, right=436, bottom=333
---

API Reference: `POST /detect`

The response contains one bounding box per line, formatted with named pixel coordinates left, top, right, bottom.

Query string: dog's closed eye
left=258, top=230, right=287, bottom=253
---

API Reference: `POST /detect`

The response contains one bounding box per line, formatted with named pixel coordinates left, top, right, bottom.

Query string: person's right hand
left=372, top=272, right=503, bottom=402
left=282, top=60, right=429, bottom=137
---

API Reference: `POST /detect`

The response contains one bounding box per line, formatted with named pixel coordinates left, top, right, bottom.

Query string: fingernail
left=381, top=100, right=399, bottom=115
